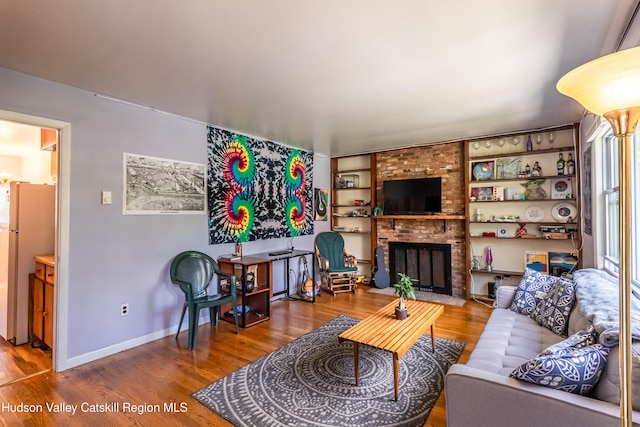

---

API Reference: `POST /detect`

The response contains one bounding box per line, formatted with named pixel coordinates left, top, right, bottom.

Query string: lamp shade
left=557, top=45, right=640, bottom=116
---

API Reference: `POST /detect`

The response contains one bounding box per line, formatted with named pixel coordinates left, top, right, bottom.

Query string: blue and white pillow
left=539, top=326, right=597, bottom=356
left=531, top=278, right=576, bottom=336
left=510, top=344, right=610, bottom=396
left=509, top=268, right=560, bottom=317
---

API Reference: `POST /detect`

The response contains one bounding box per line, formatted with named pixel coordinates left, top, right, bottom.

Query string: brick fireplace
left=375, top=142, right=467, bottom=298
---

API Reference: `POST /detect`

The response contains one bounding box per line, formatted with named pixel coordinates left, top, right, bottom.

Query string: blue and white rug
left=192, top=314, right=464, bottom=426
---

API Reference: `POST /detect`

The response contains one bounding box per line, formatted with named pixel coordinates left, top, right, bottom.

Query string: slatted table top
left=338, top=299, right=444, bottom=358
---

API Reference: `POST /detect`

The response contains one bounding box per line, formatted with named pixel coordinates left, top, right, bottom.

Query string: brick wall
left=375, top=142, right=467, bottom=297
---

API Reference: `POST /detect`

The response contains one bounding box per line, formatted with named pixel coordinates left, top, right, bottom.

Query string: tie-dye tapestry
left=207, top=126, right=314, bottom=244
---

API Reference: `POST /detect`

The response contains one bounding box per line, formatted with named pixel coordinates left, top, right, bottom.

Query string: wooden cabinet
left=218, top=256, right=271, bottom=328
left=464, top=125, right=582, bottom=300
left=33, top=255, right=55, bottom=349
left=330, top=154, right=376, bottom=280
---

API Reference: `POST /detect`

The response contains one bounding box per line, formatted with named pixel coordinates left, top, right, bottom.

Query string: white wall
left=0, top=66, right=331, bottom=369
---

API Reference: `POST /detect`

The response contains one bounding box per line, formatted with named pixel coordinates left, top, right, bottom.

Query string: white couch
left=445, top=269, right=640, bottom=427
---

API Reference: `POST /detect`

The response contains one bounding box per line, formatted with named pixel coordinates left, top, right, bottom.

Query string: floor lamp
left=557, top=45, right=640, bottom=427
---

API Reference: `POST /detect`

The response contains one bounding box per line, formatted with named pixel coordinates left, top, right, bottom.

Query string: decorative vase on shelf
left=516, top=223, right=528, bottom=238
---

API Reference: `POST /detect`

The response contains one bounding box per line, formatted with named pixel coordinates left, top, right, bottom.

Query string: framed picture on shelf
left=550, top=178, right=572, bottom=199
left=495, top=157, right=522, bottom=179
left=548, top=252, right=578, bottom=277
left=471, top=161, right=495, bottom=181
left=470, top=186, right=495, bottom=201
left=524, top=251, right=548, bottom=273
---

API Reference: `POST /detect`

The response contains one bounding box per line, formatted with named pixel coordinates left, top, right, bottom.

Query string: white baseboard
left=60, top=319, right=201, bottom=370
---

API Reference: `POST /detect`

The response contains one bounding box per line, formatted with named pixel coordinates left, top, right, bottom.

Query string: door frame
left=0, top=109, right=70, bottom=372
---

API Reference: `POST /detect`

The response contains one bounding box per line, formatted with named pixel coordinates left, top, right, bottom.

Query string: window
left=601, top=131, right=619, bottom=275
left=598, top=125, right=640, bottom=297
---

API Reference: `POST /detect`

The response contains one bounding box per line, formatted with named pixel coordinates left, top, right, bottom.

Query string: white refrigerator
left=0, top=182, right=55, bottom=345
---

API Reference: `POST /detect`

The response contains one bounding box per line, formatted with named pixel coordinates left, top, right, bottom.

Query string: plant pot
left=395, top=306, right=408, bottom=320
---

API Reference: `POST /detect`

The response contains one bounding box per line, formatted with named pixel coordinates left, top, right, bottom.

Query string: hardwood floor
left=0, top=337, right=52, bottom=387
left=0, top=285, right=491, bottom=426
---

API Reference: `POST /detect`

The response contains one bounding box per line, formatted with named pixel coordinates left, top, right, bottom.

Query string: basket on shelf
left=542, top=232, right=569, bottom=240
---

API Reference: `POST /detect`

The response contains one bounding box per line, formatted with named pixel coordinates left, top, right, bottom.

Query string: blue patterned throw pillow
left=510, top=344, right=610, bottom=395
left=509, top=268, right=560, bottom=317
left=539, top=326, right=597, bottom=356
left=531, top=278, right=576, bottom=336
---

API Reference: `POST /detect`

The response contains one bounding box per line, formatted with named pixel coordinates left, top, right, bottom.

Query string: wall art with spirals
left=207, top=126, right=314, bottom=244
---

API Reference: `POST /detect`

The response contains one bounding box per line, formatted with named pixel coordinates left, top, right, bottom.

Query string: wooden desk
left=338, top=299, right=444, bottom=401
left=249, top=249, right=316, bottom=302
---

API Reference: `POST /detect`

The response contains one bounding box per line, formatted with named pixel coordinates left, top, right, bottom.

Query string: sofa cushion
left=510, top=343, right=610, bottom=396
left=594, top=344, right=640, bottom=410
left=509, top=268, right=560, bottom=317
left=531, top=278, right=576, bottom=336
left=466, top=308, right=563, bottom=376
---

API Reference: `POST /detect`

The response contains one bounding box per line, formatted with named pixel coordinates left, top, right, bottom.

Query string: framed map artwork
left=495, top=157, right=522, bottom=179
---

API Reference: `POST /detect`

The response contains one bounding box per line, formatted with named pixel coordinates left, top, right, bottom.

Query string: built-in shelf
left=471, top=268, right=524, bottom=276
left=469, top=146, right=575, bottom=161
left=332, top=154, right=376, bottom=282
left=469, top=235, right=571, bottom=240
left=470, top=174, right=576, bottom=184
left=469, top=221, right=578, bottom=225
left=464, top=125, right=582, bottom=301
left=469, top=198, right=576, bottom=203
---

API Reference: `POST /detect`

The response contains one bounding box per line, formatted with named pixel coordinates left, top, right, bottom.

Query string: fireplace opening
left=388, top=242, right=452, bottom=295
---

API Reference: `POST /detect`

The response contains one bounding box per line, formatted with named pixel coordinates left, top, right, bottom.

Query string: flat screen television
left=383, top=177, right=442, bottom=215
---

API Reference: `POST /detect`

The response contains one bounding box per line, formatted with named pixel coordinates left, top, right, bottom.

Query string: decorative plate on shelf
left=524, top=205, right=545, bottom=222
left=552, top=202, right=577, bottom=222
left=472, top=161, right=494, bottom=180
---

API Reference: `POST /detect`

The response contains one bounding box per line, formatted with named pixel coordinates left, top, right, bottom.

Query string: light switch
left=101, top=191, right=112, bottom=205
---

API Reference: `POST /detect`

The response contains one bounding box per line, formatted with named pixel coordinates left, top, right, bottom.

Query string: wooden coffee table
left=338, top=299, right=444, bottom=401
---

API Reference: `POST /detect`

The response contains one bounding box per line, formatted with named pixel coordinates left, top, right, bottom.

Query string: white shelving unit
left=464, top=125, right=582, bottom=301
left=330, top=154, right=376, bottom=280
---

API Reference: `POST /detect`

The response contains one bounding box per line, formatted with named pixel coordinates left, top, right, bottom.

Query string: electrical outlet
left=120, top=303, right=129, bottom=316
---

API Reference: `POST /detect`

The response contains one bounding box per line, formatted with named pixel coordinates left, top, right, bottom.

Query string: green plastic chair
left=314, top=232, right=358, bottom=295
left=170, top=251, right=238, bottom=350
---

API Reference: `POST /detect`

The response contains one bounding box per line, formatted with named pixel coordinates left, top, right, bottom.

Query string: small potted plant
left=393, top=273, right=416, bottom=320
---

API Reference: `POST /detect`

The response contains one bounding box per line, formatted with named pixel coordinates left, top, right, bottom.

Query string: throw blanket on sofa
left=573, top=268, right=640, bottom=347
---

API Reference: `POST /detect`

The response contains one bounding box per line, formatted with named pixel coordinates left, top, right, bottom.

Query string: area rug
left=367, top=287, right=466, bottom=307
left=192, top=314, right=465, bottom=427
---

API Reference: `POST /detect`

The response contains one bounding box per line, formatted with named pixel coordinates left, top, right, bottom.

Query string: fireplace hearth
left=389, top=242, right=452, bottom=295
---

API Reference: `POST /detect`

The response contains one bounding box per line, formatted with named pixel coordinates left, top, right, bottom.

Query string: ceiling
left=1, top=1, right=639, bottom=157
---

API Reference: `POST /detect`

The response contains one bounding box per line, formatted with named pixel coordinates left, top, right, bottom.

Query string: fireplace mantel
left=373, top=214, right=465, bottom=231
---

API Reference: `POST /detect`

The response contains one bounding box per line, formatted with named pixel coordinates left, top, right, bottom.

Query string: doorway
left=0, top=116, right=60, bottom=385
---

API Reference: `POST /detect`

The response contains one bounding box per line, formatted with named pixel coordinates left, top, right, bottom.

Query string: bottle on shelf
left=526, top=135, right=533, bottom=151
left=566, top=153, right=575, bottom=175
left=557, top=153, right=565, bottom=176
left=525, top=163, right=531, bottom=175
left=532, top=161, right=542, bottom=177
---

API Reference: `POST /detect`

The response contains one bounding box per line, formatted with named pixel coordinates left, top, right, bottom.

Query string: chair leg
left=188, top=306, right=198, bottom=351
left=175, top=303, right=187, bottom=340
left=233, top=306, right=239, bottom=334
left=210, top=306, right=218, bottom=326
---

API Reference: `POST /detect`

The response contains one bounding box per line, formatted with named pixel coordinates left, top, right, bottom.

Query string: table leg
left=393, top=353, right=399, bottom=401
left=354, top=342, right=359, bottom=385
left=431, top=324, right=435, bottom=352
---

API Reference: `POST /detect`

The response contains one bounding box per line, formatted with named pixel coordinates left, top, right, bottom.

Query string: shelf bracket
left=390, top=218, right=396, bottom=230
left=441, top=219, right=447, bottom=233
